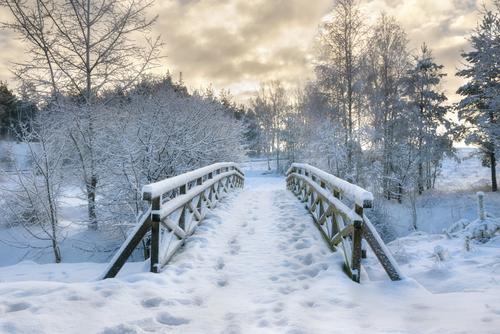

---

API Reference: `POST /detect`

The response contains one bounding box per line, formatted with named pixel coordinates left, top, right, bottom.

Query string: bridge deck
left=159, top=173, right=341, bottom=332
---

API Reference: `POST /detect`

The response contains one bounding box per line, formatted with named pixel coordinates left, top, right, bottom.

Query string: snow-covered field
left=383, top=148, right=500, bottom=236
left=0, top=171, right=499, bottom=333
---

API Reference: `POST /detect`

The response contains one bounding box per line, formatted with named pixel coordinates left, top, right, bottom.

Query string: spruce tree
left=457, top=3, right=500, bottom=191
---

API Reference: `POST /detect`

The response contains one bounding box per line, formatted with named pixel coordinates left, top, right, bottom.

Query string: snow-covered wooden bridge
left=2, top=163, right=499, bottom=334
left=102, top=162, right=402, bottom=283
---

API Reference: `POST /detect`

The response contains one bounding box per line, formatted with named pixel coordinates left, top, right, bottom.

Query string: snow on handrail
left=290, top=172, right=361, bottom=222
left=287, top=163, right=373, bottom=208
left=154, top=171, right=241, bottom=219
left=142, top=162, right=244, bottom=199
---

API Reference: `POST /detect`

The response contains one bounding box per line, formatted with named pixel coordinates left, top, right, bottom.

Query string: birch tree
left=364, top=14, right=410, bottom=200
left=315, top=0, right=365, bottom=174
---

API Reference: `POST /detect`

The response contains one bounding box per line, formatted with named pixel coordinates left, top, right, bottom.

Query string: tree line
left=0, top=0, right=245, bottom=262
left=245, top=0, right=499, bottom=216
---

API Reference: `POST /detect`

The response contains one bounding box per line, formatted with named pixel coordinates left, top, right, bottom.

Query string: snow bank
left=365, top=230, right=500, bottom=296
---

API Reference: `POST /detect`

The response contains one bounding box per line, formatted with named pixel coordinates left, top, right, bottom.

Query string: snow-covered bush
left=444, top=192, right=500, bottom=243
left=433, top=245, right=448, bottom=262
left=94, top=79, right=245, bottom=232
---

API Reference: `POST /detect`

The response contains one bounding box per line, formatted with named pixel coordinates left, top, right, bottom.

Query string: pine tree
left=405, top=44, right=451, bottom=194
left=0, top=82, right=18, bottom=137
left=457, top=2, right=500, bottom=191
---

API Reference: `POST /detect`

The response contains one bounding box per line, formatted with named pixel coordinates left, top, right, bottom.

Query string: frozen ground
left=0, top=172, right=499, bottom=333
left=382, top=148, right=500, bottom=236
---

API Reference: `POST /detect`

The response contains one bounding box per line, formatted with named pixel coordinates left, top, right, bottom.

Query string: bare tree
left=252, top=81, right=288, bottom=173
left=364, top=14, right=410, bottom=200
left=315, top=0, right=365, bottom=174
left=1, top=0, right=162, bottom=229
left=0, top=110, right=67, bottom=262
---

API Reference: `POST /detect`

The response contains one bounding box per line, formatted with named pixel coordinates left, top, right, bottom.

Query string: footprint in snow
left=216, top=276, right=229, bottom=287
left=272, top=302, right=284, bottom=313
left=156, top=312, right=190, bottom=326
left=66, top=294, right=86, bottom=301
left=5, top=302, right=31, bottom=313
left=295, top=253, right=314, bottom=266
left=141, top=297, right=168, bottom=308
left=294, top=239, right=312, bottom=250
left=221, top=323, right=242, bottom=334
left=215, top=257, right=225, bottom=270
left=99, top=323, right=142, bottom=334
left=228, top=238, right=241, bottom=255
left=258, top=319, right=270, bottom=327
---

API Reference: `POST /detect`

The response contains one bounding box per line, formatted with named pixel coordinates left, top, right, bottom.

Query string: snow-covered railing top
left=101, top=162, right=244, bottom=279
left=286, top=163, right=402, bottom=282
left=143, top=162, right=244, bottom=200
left=286, top=163, right=373, bottom=208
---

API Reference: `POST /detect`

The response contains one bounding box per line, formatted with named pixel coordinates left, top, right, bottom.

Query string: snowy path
left=0, top=174, right=499, bottom=333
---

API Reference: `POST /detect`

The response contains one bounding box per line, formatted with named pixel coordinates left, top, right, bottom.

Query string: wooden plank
left=363, top=222, right=403, bottom=281
left=178, top=205, right=186, bottom=230
left=188, top=201, right=202, bottom=221
left=309, top=209, right=336, bottom=252
left=331, top=224, right=354, bottom=246
left=101, top=212, right=152, bottom=279
left=317, top=206, right=329, bottom=225
left=161, top=218, right=187, bottom=239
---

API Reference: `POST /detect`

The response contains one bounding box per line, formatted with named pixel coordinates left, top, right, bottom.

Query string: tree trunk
left=276, top=142, right=280, bottom=173
left=417, top=162, right=424, bottom=195
left=490, top=149, right=497, bottom=192
left=52, top=238, right=62, bottom=263
left=87, top=174, right=98, bottom=229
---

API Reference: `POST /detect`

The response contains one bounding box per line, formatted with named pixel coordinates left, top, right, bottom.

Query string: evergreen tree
left=457, top=2, right=500, bottom=191
left=0, top=82, right=18, bottom=137
left=405, top=44, right=452, bottom=194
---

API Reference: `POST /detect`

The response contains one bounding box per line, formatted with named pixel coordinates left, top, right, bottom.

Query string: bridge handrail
left=143, top=162, right=244, bottom=200
left=287, top=163, right=373, bottom=208
left=286, top=164, right=402, bottom=283
left=101, top=162, right=244, bottom=279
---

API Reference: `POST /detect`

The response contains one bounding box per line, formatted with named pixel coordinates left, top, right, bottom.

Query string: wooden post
left=351, top=204, right=364, bottom=282
left=178, top=184, right=187, bottom=230
left=333, top=189, right=340, bottom=199
left=150, top=196, right=161, bottom=273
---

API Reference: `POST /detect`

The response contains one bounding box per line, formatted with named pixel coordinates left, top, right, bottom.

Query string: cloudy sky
left=0, top=0, right=490, bottom=103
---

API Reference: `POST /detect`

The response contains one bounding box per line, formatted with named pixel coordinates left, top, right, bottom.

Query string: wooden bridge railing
left=286, top=163, right=403, bottom=282
left=101, top=162, right=245, bottom=279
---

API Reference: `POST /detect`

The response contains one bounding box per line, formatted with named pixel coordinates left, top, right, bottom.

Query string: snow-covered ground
left=0, top=172, right=499, bottom=333
left=383, top=148, right=500, bottom=236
